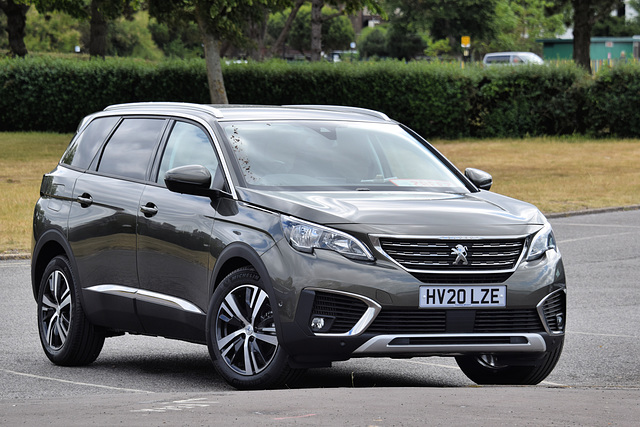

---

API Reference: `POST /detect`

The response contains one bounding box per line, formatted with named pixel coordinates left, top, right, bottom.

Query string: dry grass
left=433, top=137, right=640, bottom=213
left=0, top=133, right=71, bottom=254
left=1, top=133, right=639, bottom=254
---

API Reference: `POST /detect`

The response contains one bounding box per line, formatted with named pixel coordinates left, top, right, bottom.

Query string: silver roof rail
left=284, top=105, right=391, bottom=121
left=104, top=102, right=224, bottom=119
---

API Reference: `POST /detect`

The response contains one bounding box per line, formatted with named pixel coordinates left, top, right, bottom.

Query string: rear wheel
left=455, top=337, right=564, bottom=385
left=206, top=266, right=303, bottom=389
left=37, top=255, right=105, bottom=366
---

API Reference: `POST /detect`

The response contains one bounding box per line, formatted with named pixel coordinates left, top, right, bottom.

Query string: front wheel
left=37, top=255, right=105, bottom=366
left=206, top=267, right=303, bottom=389
left=456, top=337, right=564, bottom=385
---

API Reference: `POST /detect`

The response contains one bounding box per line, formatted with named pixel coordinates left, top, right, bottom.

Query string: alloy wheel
left=40, top=269, right=72, bottom=351
left=215, top=284, right=279, bottom=375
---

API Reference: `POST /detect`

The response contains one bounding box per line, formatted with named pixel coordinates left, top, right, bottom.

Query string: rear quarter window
left=61, top=116, right=120, bottom=170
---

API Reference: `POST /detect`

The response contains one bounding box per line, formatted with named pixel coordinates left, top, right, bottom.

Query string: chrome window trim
left=306, top=288, right=382, bottom=337
left=85, top=285, right=204, bottom=315
left=81, top=110, right=238, bottom=200
left=370, top=233, right=531, bottom=275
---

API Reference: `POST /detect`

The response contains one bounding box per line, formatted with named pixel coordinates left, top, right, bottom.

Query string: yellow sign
left=461, top=36, right=471, bottom=48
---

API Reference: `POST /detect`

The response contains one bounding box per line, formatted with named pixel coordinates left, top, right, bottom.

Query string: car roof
left=102, top=103, right=392, bottom=123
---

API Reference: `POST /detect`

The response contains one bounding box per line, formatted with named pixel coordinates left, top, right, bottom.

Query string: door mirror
left=465, top=168, right=493, bottom=191
left=165, top=165, right=213, bottom=196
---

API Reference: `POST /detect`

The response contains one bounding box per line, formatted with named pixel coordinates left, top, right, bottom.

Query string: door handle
left=77, top=193, right=93, bottom=207
left=140, top=203, right=158, bottom=217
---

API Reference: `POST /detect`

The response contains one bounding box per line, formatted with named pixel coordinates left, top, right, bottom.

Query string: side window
left=97, top=118, right=166, bottom=180
left=157, top=121, right=220, bottom=187
left=61, top=116, right=119, bottom=170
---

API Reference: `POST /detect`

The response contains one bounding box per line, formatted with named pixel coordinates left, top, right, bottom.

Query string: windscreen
left=221, top=121, right=468, bottom=192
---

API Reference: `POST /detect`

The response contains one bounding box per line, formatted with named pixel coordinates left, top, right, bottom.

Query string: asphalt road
left=1, top=209, right=639, bottom=425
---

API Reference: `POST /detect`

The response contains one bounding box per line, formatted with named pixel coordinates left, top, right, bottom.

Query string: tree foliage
left=28, top=0, right=141, bottom=57
left=149, top=0, right=291, bottom=103
left=385, top=0, right=499, bottom=49
left=478, top=0, right=565, bottom=55
left=268, top=3, right=355, bottom=56
left=358, top=26, right=388, bottom=58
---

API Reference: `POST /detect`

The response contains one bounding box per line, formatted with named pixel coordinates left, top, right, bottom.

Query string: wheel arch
left=210, top=243, right=274, bottom=297
left=31, top=230, right=76, bottom=301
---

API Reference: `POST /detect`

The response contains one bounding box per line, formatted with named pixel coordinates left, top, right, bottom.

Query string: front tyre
left=37, top=255, right=105, bottom=366
left=455, top=337, right=564, bottom=385
left=206, top=267, right=303, bottom=389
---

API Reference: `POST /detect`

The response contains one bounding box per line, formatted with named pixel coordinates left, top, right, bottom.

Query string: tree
left=268, top=0, right=304, bottom=57
left=571, top=0, right=619, bottom=71
left=150, top=0, right=290, bottom=104
left=385, top=0, right=499, bottom=53
left=269, top=4, right=356, bottom=58
left=358, top=27, right=388, bottom=58
left=30, top=0, right=139, bottom=58
left=548, top=0, right=621, bottom=72
left=386, top=21, right=426, bottom=60
left=148, top=13, right=202, bottom=59
left=308, top=0, right=384, bottom=61
left=0, top=0, right=30, bottom=56
left=478, top=0, right=564, bottom=56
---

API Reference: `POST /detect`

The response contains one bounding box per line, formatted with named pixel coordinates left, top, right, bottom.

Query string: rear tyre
left=37, top=255, right=105, bottom=366
left=455, top=337, right=564, bottom=385
left=206, top=266, right=304, bottom=389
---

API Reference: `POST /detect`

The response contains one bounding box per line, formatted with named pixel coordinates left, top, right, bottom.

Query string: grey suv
left=32, top=103, right=565, bottom=389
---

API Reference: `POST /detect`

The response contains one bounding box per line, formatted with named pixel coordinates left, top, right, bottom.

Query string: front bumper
left=263, top=238, right=566, bottom=368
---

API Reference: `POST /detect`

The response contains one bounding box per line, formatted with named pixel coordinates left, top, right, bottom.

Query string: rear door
left=70, top=117, right=168, bottom=331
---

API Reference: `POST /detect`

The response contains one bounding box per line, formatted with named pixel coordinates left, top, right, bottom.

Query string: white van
left=483, top=52, right=544, bottom=66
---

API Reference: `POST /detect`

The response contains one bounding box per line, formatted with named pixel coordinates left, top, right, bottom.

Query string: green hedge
left=471, top=64, right=587, bottom=137
left=586, top=62, right=640, bottom=137
left=2, top=56, right=640, bottom=138
left=224, top=61, right=477, bottom=138
left=1, top=57, right=209, bottom=132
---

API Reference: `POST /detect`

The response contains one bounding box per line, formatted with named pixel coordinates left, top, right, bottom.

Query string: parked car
left=32, top=103, right=565, bottom=389
left=483, top=52, right=544, bottom=66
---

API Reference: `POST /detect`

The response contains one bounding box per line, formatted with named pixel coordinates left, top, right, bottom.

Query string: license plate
left=419, top=285, right=506, bottom=308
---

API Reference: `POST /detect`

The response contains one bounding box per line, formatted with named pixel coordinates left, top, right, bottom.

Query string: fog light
left=556, top=314, right=565, bottom=330
left=310, top=317, right=325, bottom=331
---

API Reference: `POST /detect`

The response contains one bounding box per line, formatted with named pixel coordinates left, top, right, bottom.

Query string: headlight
left=281, top=215, right=374, bottom=261
left=526, top=222, right=557, bottom=261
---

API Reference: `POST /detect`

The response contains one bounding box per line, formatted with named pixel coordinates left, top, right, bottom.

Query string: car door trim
left=85, top=285, right=204, bottom=314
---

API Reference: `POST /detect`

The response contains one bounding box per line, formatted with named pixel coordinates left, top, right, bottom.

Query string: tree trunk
left=195, top=5, right=228, bottom=104
left=248, top=9, right=269, bottom=61
left=1, top=0, right=29, bottom=57
left=572, top=0, right=593, bottom=73
left=269, top=0, right=304, bottom=58
left=310, top=0, right=323, bottom=61
left=89, top=0, right=108, bottom=58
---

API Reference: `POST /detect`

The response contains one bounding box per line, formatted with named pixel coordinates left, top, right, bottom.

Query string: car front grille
left=310, top=291, right=557, bottom=336
left=411, top=272, right=515, bottom=284
left=366, top=308, right=544, bottom=334
left=474, top=309, right=544, bottom=333
left=377, top=237, right=527, bottom=283
left=366, top=309, right=447, bottom=333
